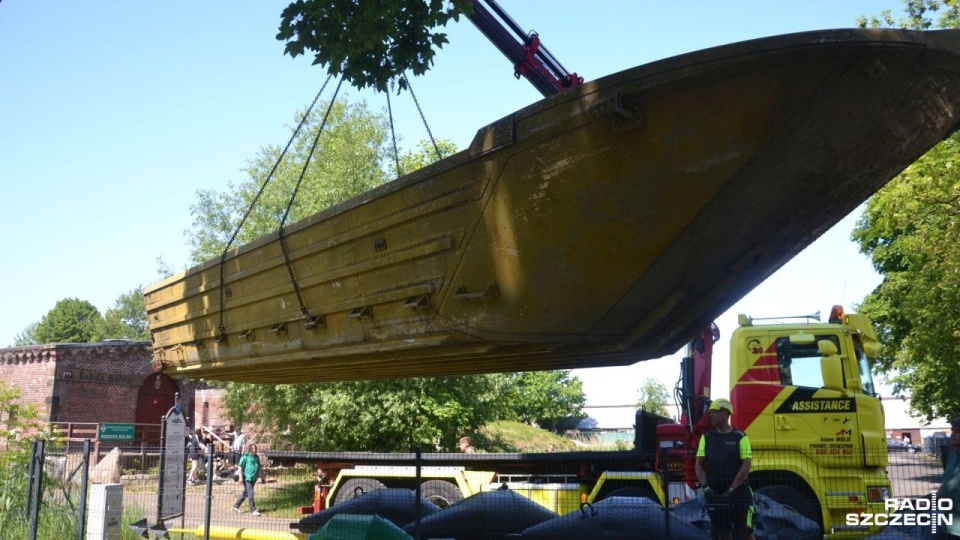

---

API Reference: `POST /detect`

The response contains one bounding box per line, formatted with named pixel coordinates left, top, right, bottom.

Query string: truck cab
left=730, top=306, right=890, bottom=537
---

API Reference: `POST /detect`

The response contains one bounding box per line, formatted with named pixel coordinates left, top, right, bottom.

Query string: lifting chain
left=277, top=78, right=345, bottom=327
left=217, top=75, right=334, bottom=341
left=386, top=75, right=444, bottom=180
left=218, top=72, right=442, bottom=341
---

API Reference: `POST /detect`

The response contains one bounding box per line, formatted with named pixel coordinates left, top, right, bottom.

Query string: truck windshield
left=853, top=335, right=878, bottom=397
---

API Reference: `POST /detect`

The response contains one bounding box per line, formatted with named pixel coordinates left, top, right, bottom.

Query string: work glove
left=714, top=487, right=734, bottom=502
left=703, top=486, right=716, bottom=500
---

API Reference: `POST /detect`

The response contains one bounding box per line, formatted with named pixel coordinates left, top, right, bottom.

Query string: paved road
left=122, top=476, right=302, bottom=536
left=887, top=450, right=944, bottom=498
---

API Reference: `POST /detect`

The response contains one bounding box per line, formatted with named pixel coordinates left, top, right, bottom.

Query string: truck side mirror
left=819, top=339, right=845, bottom=392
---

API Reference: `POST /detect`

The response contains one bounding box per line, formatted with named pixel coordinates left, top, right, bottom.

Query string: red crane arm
left=464, top=0, right=583, bottom=97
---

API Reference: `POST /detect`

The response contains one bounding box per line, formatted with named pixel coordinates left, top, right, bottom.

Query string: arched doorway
left=135, top=372, right=179, bottom=443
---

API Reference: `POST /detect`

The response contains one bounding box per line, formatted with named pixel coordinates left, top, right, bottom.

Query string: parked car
left=887, top=438, right=920, bottom=454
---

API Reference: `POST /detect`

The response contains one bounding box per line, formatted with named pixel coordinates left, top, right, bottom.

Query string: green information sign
left=99, top=423, right=135, bottom=441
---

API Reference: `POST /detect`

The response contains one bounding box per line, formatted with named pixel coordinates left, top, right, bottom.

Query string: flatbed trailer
left=266, top=446, right=664, bottom=514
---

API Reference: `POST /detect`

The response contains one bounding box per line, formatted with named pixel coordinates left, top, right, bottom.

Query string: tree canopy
left=636, top=378, right=672, bottom=419
left=222, top=376, right=513, bottom=452
left=187, top=99, right=392, bottom=263
left=508, top=371, right=586, bottom=431
left=15, top=289, right=150, bottom=346
left=277, top=0, right=471, bottom=93
left=852, top=133, right=960, bottom=420
left=101, top=287, right=150, bottom=341
left=222, top=370, right=586, bottom=452
left=852, top=0, right=960, bottom=420
left=32, top=298, right=105, bottom=344
left=857, top=0, right=960, bottom=29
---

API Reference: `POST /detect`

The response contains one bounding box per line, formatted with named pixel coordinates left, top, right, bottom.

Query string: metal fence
left=27, top=441, right=953, bottom=539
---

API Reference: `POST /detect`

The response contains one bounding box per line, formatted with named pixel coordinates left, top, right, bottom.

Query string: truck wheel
left=755, top=485, right=822, bottom=528
left=606, top=487, right=659, bottom=505
left=334, top=478, right=386, bottom=505
left=420, top=480, right=463, bottom=508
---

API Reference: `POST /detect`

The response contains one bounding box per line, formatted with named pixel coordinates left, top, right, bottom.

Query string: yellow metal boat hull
left=146, top=29, right=960, bottom=383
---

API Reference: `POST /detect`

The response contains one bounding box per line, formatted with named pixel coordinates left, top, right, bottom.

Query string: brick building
left=0, top=341, right=227, bottom=441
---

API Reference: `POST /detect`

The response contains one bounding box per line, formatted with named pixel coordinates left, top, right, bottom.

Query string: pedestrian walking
left=232, top=443, right=262, bottom=516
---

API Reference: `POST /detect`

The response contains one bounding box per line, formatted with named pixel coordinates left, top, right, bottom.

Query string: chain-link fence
left=26, top=440, right=954, bottom=539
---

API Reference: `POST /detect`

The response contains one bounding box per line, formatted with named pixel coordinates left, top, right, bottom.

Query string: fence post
left=24, top=440, right=38, bottom=520
left=414, top=446, right=423, bottom=540
left=156, top=415, right=166, bottom=523
left=660, top=444, right=670, bottom=539
left=77, top=440, right=91, bottom=540
left=203, top=442, right=213, bottom=540
left=29, top=439, right=45, bottom=540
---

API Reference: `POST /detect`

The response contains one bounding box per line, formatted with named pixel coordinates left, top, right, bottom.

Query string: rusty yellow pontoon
left=146, top=29, right=960, bottom=383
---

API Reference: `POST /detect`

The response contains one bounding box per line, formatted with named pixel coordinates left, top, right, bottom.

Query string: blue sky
left=1, top=1, right=905, bottom=410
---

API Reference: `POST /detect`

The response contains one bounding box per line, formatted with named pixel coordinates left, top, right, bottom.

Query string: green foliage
left=0, top=381, right=45, bottom=536
left=15, top=289, right=150, bottom=346
left=852, top=133, right=960, bottom=421
left=858, top=0, right=960, bottom=29
left=101, top=287, right=149, bottom=341
left=224, top=375, right=521, bottom=452
left=506, top=371, right=587, bottom=431
left=277, top=0, right=471, bottom=93
left=32, top=298, right=105, bottom=344
left=12, top=322, right=38, bottom=347
left=221, top=371, right=587, bottom=452
left=636, top=378, right=672, bottom=419
left=477, top=420, right=580, bottom=453
left=397, top=138, right=458, bottom=177
left=851, top=1, right=960, bottom=421
left=186, top=99, right=391, bottom=263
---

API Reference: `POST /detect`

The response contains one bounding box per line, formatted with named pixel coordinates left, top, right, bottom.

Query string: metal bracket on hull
left=454, top=282, right=500, bottom=300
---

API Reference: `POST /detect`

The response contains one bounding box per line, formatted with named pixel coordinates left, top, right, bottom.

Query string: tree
left=12, top=322, right=38, bottom=347
left=223, top=371, right=586, bottom=451
left=857, top=0, right=960, bottom=29
left=507, top=371, right=587, bottom=432
left=32, top=299, right=104, bottom=344
left=0, top=381, right=44, bottom=535
left=221, top=375, right=518, bottom=452
left=16, top=289, right=150, bottom=347
left=101, top=287, right=150, bottom=341
left=852, top=133, right=960, bottom=420
left=277, top=0, right=471, bottom=93
left=398, top=139, right=458, bottom=177
left=850, top=0, right=960, bottom=421
left=186, top=100, right=391, bottom=263
left=636, top=378, right=672, bottom=419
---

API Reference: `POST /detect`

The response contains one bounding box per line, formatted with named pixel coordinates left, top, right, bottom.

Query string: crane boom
left=465, top=0, right=583, bottom=97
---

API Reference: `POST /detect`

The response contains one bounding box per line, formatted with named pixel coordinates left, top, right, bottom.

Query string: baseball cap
left=709, top=398, right=733, bottom=414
